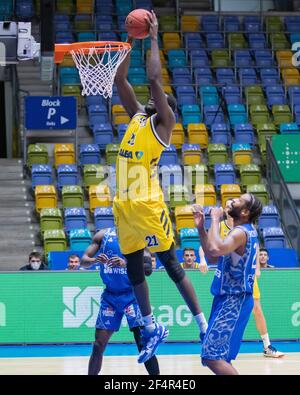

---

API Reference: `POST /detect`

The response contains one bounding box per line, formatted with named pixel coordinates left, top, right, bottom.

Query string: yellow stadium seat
left=35, top=185, right=57, bottom=213
left=182, top=145, right=201, bottom=165
left=163, top=33, right=181, bottom=50
left=175, top=205, right=195, bottom=231
left=61, top=54, right=75, bottom=67
left=195, top=184, right=217, bottom=206
left=163, top=85, right=173, bottom=94
left=281, top=68, right=300, bottom=85
left=76, top=0, right=93, bottom=14
left=232, top=146, right=253, bottom=166
left=181, top=16, right=199, bottom=32
left=171, top=123, right=185, bottom=149
left=54, top=144, right=75, bottom=168
left=220, top=184, right=241, bottom=207
left=276, top=50, right=293, bottom=68
left=112, top=104, right=130, bottom=125
left=89, top=184, right=111, bottom=212
left=187, top=123, right=209, bottom=148
left=161, top=67, right=171, bottom=84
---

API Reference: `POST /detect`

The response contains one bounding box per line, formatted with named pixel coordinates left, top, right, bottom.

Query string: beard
left=228, top=206, right=243, bottom=219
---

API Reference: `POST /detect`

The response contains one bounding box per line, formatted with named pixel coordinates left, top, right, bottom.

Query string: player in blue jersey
left=81, top=227, right=159, bottom=375
left=193, top=194, right=263, bottom=375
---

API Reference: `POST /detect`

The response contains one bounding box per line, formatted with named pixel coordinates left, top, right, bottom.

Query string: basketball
left=125, top=9, right=151, bottom=39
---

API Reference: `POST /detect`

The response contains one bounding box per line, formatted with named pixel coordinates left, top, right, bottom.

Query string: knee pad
left=157, top=245, right=185, bottom=284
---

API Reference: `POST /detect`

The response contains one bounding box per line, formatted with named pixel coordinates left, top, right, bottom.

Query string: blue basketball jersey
left=98, top=227, right=132, bottom=293
left=211, top=223, right=258, bottom=296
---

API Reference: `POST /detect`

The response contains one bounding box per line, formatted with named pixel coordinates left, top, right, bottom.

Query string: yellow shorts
left=113, top=198, right=174, bottom=255
left=253, top=276, right=261, bottom=300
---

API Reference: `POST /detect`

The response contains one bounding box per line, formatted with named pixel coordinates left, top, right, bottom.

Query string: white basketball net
left=70, top=43, right=131, bottom=99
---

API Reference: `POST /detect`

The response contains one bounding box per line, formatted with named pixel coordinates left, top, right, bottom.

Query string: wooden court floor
left=0, top=353, right=298, bottom=375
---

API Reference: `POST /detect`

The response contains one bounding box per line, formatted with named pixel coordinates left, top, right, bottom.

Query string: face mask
left=31, top=262, right=41, bottom=270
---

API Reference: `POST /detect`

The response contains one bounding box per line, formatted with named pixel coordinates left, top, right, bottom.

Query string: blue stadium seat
left=294, top=105, right=300, bottom=124
left=206, top=33, right=224, bottom=48
left=234, top=123, right=255, bottom=147
left=89, top=112, right=109, bottom=128
left=88, top=104, right=108, bottom=117
left=180, top=228, right=200, bottom=250
left=211, top=123, right=232, bottom=146
left=16, top=0, right=34, bottom=19
left=117, top=124, right=128, bottom=142
left=228, top=104, right=248, bottom=125
left=239, top=68, right=258, bottom=86
left=94, top=207, right=114, bottom=232
left=160, top=164, right=183, bottom=191
left=194, top=67, right=213, bottom=86
left=224, top=16, right=240, bottom=32
left=98, top=31, right=119, bottom=41
left=216, top=68, right=235, bottom=85
left=185, top=33, right=204, bottom=51
left=258, top=205, right=280, bottom=233
left=56, top=32, right=74, bottom=44
left=266, top=85, right=286, bottom=107
left=189, top=49, right=209, bottom=68
left=172, top=68, right=193, bottom=85
left=64, top=208, right=87, bottom=233
left=254, top=50, right=274, bottom=67
left=204, top=105, right=225, bottom=126
left=223, top=86, right=242, bottom=105
left=214, top=163, right=236, bottom=190
left=57, top=165, right=79, bottom=191
left=199, top=86, right=219, bottom=106
left=176, top=86, right=197, bottom=107
left=181, top=104, right=202, bottom=127
left=288, top=86, right=300, bottom=109
left=79, top=144, right=101, bottom=165
left=69, top=228, right=92, bottom=251
left=285, top=16, right=300, bottom=32
left=234, top=50, right=254, bottom=67
left=159, top=145, right=178, bottom=166
left=260, top=68, right=280, bottom=86
left=31, top=165, right=53, bottom=189
left=86, top=95, right=106, bottom=107
left=248, top=33, right=266, bottom=49
left=244, top=16, right=261, bottom=32
left=263, top=227, right=286, bottom=249
left=59, top=67, right=80, bottom=85
left=202, top=15, right=219, bottom=32
left=93, top=123, right=114, bottom=149
left=279, top=123, right=300, bottom=134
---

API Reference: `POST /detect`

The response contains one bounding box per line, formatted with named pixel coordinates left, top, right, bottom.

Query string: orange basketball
left=125, top=9, right=151, bottom=39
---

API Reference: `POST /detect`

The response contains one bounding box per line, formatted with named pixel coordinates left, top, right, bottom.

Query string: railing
left=266, top=139, right=300, bottom=260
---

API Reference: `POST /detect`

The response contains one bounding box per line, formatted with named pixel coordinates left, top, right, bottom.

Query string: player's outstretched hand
left=210, top=207, right=224, bottom=222
left=145, top=10, right=158, bottom=39
left=192, top=204, right=205, bottom=230
left=107, top=256, right=127, bottom=268
left=95, top=253, right=109, bottom=264
left=199, top=262, right=208, bottom=274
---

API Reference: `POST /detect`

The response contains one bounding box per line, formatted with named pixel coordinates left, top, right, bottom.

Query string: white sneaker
left=263, top=345, right=285, bottom=358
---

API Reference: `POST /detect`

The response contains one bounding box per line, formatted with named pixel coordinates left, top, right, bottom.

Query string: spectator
left=180, top=248, right=199, bottom=269
left=259, top=248, right=274, bottom=268
left=151, top=253, right=157, bottom=270
left=67, top=254, right=82, bottom=270
left=20, top=252, right=47, bottom=271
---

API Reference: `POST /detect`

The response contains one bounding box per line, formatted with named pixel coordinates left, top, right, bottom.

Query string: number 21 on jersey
left=146, top=235, right=159, bottom=247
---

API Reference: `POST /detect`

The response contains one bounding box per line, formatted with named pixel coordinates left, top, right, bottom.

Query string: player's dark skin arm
left=193, top=206, right=247, bottom=258
left=81, top=230, right=106, bottom=268
left=114, top=37, right=144, bottom=118
left=146, top=11, right=176, bottom=145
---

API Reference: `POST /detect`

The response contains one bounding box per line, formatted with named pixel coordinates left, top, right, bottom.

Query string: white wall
left=213, top=0, right=274, bottom=12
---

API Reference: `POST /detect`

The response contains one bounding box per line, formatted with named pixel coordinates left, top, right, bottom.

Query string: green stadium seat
left=83, top=165, right=107, bottom=188
left=207, top=144, right=228, bottom=168
left=211, top=50, right=231, bottom=67
left=239, top=164, right=261, bottom=191
left=247, top=184, right=269, bottom=205
left=186, top=164, right=209, bottom=193
left=56, top=0, right=74, bottom=14
left=266, top=16, right=283, bottom=33
left=256, top=123, right=278, bottom=146
left=27, top=144, right=49, bottom=168
left=272, top=105, right=293, bottom=125
left=62, top=185, right=84, bottom=209
left=106, top=144, right=120, bottom=165
left=250, top=104, right=270, bottom=125
left=245, top=86, right=265, bottom=106
left=168, top=185, right=191, bottom=210
left=40, top=208, right=63, bottom=234
left=44, top=229, right=67, bottom=256
left=158, top=16, right=178, bottom=31
left=228, top=33, right=247, bottom=49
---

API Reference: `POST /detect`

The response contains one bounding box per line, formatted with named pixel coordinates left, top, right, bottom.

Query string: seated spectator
left=151, top=253, right=157, bottom=270
left=259, top=248, right=274, bottom=268
left=20, top=252, right=47, bottom=271
left=180, top=248, right=199, bottom=269
left=67, top=254, right=83, bottom=270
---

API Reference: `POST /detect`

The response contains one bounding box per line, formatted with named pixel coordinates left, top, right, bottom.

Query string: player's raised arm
left=81, top=229, right=107, bottom=268
left=146, top=11, right=176, bottom=145
left=114, top=36, right=144, bottom=118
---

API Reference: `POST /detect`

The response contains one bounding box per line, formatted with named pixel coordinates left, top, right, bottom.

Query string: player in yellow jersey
left=219, top=199, right=284, bottom=358
left=114, top=11, right=208, bottom=364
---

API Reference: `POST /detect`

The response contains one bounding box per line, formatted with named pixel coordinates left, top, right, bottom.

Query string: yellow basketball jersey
left=116, top=113, right=168, bottom=202
left=219, top=220, right=232, bottom=240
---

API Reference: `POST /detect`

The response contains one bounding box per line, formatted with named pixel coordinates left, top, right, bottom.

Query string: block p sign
left=0, top=302, right=6, bottom=327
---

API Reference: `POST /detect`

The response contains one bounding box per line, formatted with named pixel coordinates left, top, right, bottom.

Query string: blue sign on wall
left=25, top=96, right=77, bottom=130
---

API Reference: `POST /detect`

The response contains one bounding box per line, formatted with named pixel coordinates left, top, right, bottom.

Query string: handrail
left=266, top=139, right=300, bottom=260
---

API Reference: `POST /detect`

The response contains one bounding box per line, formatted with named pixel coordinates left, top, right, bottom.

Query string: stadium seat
left=93, top=123, right=114, bottom=149
left=194, top=67, right=213, bottom=86
left=54, top=144, right=75, bottom=168
left=228, top=33, right=247, bottom=49
left=180, top=228, right=200, bottom=250
left=162, top=33, right=181, bottom=50
left=181, top=16, right=199, bottom=32
left=216, top=68, right=235, bottom=85
left=187, top=124, right=208, bottom=148
left=57, top=165, right=79, bottom=191
left=223, top=86, right=242, bottom=105
left=79, top=144, right=101, bottom=165
left=89, top=185, right=111, bottom=212
left=159, top=15, right=178, bottom=31
left=263, top=227, right=286, bottom=249
left=211, top=49, right=230, bottom=67
left=182, top=144, right=201, bottom=165
left=112, top=105, right=130, bottom=125
left=202, top=15, right=219, bottom=32
left=171, top=123, right=185, bottom=149
left=232, top=143, right=253, bottom=165
left=40, top=208, right=63, bottom=234
left=245, top=86, right=265, bottom=106
left=239, top=68, right=258, bottom=86
left=266, top=16, right=283, bottom=33
left=64, top=207, right=87, bottom=233
left=175, top=205, right=195, bottom=231
left=83, top=165, right=106, bottom=188
left=224, top=16, right=240, bottom=32
left=234, top=124, right=255, bottom=147
left=186, top=164, right=209, bottom=193
left=35, top=185, right=57, bottom=213
left=62, top=186, right=84, bottom=209
left=214, top=164, right=236, bottom=190
left=220, top=184, right=242, bottom=207
left=239, top=164, right=261, bottom=190
left=211, top=123, right=232, bottom=146
left=272, top=105, right=293, bottom=125
left=258, top=205, right=280, bottom=233
left=207, top=144, right=228, bottom=168
left=260, top=68, right=280, bottom=86
left=31, top=165, right=53, bottom=189
left=256, top=123, right=277, bottom=145
left=204, top=105, right=225, bottom=126
left=228, top=104, right=248, bottom=125
left=254, top=50, right=274, bottom=68
left=199, top=86, right=220, bottom=106
left=181, top=105, right=202, bottom=127
left=159, top=145, right=178, bottom=166
left=249, top=104, right=270, bottom=125
left=27, top=144, right=49, bottom=168
left=106, top=144, right=120, bottom=165
left=195, top=184, right=217, bottom=206
left=44, top=230, right=67, bottom=255
left=94, top=207, right=114, bottom=232
left=168, top=185, right=191, bottom=210
left=117, top=124, right=129, bottom=142
left=279, top=123, right=300, bottom=134
left=266, top=85, right=286, bottom=108
left=160, top=165, right=183, bottom=191
left=69, top=228, right=92, bottom=251
left=246, top=184, right=269, bottom=205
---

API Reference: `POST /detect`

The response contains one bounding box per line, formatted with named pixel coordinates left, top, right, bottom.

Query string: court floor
left=0, top=342, right=299, bottom=375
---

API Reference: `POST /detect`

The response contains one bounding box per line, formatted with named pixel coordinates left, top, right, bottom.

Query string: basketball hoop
left=55, top=41, right=131, bottom=99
